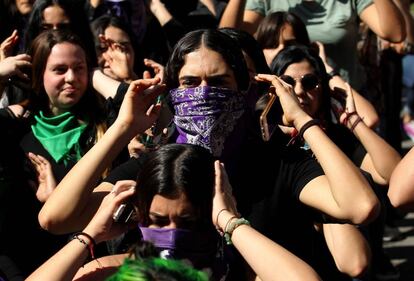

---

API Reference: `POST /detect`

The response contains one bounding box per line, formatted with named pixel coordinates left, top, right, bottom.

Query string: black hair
left=90, top=14, right=145, bottom=76
left=134, top=144, right=215, bottom=230
left=256, top=11, right=310, bottom=49
left=164, top=29, right=249, bottom=92
left=219, top=27, right=270, bottom=75
left=24, top=0, right=97, bottom=65
left=270, top=44, right=331, bottom=123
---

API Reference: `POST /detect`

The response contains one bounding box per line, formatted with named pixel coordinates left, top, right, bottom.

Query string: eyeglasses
left=280, top=73, right=320, bottom=92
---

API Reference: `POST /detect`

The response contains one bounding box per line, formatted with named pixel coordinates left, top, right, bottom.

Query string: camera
left=112, top=203, right=136, bottom=223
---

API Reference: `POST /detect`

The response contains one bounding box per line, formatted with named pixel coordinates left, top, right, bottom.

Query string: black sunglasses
left=280, top=73, right=320, bottom=92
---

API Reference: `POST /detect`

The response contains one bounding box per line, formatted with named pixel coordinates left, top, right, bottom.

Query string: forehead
left=179, top=47, right=234, bottom=78
left=283, top=59, right=315, bottom=77
left=46, top=42, right=86, bottom=65
left=149, top=193, right=195, bottom=215
left=104, top=25, right=130, bottom=41
left=42, top=5, right=69, bottom=23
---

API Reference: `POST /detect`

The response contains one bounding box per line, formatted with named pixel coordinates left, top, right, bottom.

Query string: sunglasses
left=280, top=73, right=320, bottom=92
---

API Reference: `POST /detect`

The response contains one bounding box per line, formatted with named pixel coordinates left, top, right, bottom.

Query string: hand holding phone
left=259, top=87, right=283, bottom=141
left=113, top=202, right=136, bottom=223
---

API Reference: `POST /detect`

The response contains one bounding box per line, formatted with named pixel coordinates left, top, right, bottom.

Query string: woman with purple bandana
left=40, top=29, right=379, bottom=279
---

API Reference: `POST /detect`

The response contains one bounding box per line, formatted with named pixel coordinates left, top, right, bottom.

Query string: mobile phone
left=259, top=87, right=283, bottom=141
left=330, top=87, right=347, bottom=124
left=113, top=203, right=136, bottom=223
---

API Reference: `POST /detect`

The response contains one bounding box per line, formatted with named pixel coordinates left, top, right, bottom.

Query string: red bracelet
left=342, top=111, right=358, bottom=126
left=73, top=232, right=96, bottom=259
left=350, top=116, right=363, bottom=132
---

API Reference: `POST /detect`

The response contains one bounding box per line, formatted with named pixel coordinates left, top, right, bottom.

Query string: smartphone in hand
left=113, top=203, right=136, bottom=223
left=259, top=87, right=283, bottom=141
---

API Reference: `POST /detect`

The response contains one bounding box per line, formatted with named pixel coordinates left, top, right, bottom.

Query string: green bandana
left=31, top=111, right=87, bottom=164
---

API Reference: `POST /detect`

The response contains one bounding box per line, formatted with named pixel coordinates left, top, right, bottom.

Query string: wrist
left=217, top=210, right=236, bottom=232
left=327, top=69, right=340, bottom=80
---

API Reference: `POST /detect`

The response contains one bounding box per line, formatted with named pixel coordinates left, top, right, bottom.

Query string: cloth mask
left=139, top=226, right=219, bottom=269
left=170, top=86, right=245, bottom=157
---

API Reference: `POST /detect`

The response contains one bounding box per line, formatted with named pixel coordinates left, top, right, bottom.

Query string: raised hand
left=143, top=58, right=165, bottom=82
left=99, top=34, right=137, bottom=81
left=0, top=54, right=31, bottom=83
left=339, top=83, right=358, bottom=126
left=0, top=30, right=19, bottom=61
left=114, top=78, right=165, bottom=138
left=28, top=153, right=57, bottom=202
left=212, top=161, right=239, bottom=231
left=255, top=73, right=309, bottom=128
left=83, top=180, right=136, bottom=244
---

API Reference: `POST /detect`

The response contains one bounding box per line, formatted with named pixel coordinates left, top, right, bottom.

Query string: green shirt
left=246, top=0, right=372, bottom=90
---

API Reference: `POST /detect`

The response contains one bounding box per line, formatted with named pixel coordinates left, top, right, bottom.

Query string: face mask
left=139, top=226, right=219, bottom=269
left=170, top=86, right=245, bottom=157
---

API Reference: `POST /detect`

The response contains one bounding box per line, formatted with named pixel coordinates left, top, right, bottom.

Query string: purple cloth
left=170, top=86, right=245, bottom=157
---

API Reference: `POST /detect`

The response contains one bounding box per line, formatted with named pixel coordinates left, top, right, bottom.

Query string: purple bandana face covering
left=139, top=226, right=218, bottom=269
left=170, top=86, right=245, bottom=157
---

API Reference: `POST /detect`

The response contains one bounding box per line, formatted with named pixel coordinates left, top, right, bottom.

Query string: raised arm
left=359, top=0, right=406, bottom=42
left=255, top=74, right=380, bottom=225
left=388, top=147, right=414, bottom=211
left=340, top=84, right=401, bottom=185
left=91, top=69, right=122, bottom=99
left=213, top=161, right=322, bottom=281
left=219, top=0, right=247, bottom=29
left=316, top=41, right=379, bottom=128
left=38, top=78, right=164, bottom=234
left=27, top=183, right=134, bottom=281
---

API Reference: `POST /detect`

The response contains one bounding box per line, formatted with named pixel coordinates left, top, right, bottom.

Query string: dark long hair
left=91, top=14, right=145, bottom=76
left=134, top=144, right=215, bottom=230
left=165, top=29, right=249, bottom=92
left=270, top=44, right=331, bottom=123
left=27, top=29, right=105, bottom=125
left=256, top=11, right=310, bottom=49
left=24, top=0, right=96, bottom=64
left=219, top=27, right=270, bottom=75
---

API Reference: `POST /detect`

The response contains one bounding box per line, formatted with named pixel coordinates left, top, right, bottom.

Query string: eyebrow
left=149, top=212, right=195, bottom=219
left=179, top=74, right=231, bottom=80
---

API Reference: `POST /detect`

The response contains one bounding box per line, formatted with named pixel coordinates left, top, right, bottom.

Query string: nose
left=65, top=68, right=75, bottom=82
left=200, top=80, right=208, bottom=87
left=165, top=222, right=178, bottom=229
left=293, top=81, right=305, bottom=98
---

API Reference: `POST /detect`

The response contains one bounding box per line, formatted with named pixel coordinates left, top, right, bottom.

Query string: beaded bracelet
left=72, top=232, right=96, bottom=259
left=224, top=217, right=250, bottom=245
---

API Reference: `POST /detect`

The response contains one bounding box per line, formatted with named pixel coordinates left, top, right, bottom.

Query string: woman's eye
left=53, top=67, right=67, bottom=74
left=75, top=65, right=86, bottom=72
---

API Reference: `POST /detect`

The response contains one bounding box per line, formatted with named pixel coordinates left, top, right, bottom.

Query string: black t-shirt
left=103, top=130, right=325, bottom=269
left=327, top=124, right=367, bottom=166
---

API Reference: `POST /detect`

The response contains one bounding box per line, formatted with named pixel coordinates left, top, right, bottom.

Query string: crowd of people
left=1, top=0, right=414, bottom=280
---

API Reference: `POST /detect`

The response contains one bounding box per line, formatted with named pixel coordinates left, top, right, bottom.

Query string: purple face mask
left=139, top=226, right=219, bottom=269
left=170, top=86, right=245, bottom=157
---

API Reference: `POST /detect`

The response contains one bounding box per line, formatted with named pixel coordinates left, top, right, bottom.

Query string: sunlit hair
left=165, top=29, right=250, bottom=92
left=256, top=11, right=310, bottom=49
left=133, top=144, right=215, bottom=230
